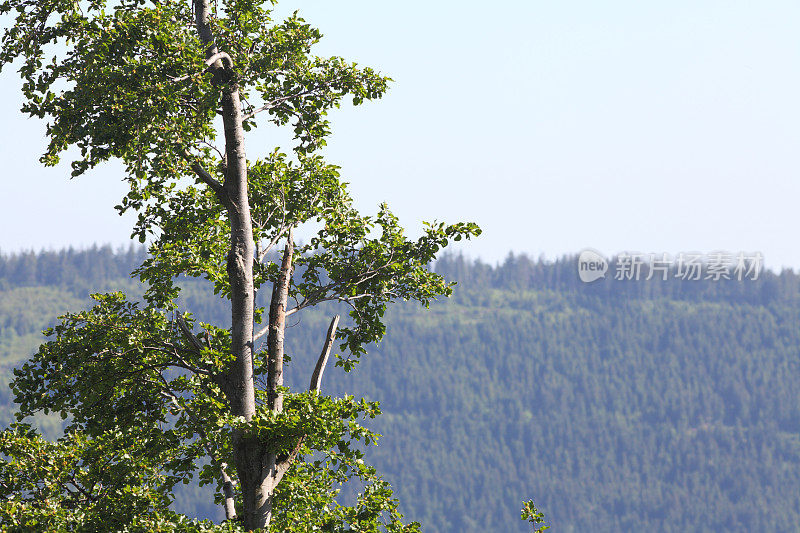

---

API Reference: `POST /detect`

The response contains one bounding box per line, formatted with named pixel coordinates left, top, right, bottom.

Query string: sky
left=1, top=1, right=799, bottom=269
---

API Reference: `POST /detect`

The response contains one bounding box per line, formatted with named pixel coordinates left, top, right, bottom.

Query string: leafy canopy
left=0, top=0, right=480, bottom=531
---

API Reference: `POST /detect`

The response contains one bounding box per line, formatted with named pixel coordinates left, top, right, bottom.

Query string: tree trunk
left=267, top=228, right=294, bottom=413
left=193, top=1, right=271, bottom=529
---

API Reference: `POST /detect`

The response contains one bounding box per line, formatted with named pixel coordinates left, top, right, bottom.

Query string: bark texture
left=193, top=1, right=264, bottom=528
left=310, top=315, right=340, bottom=392
left=267, top=228, right=294, bottom=413
left=192, top=4, right=322, bottom=529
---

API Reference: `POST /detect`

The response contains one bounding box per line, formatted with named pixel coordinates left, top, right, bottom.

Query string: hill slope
left=1, top=248, right=799, bottom=531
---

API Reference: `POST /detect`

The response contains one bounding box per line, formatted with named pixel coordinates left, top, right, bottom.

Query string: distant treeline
left=435, top=252, right=800, bottom=306
left=2, top=246, right=798, bottom=306
left=0, top=245, right=147, bottom=293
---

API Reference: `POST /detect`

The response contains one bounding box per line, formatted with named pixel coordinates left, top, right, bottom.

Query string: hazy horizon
left=2, top=1, right=799, bottom=270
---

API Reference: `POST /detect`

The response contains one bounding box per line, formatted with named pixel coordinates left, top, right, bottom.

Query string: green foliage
left=0, top=0, right=478, bottom=530
left=520, top=500, right=548, bottom=533
left=265, top=394, right=421, bottom=532
left=0, top=423, right=243, bottom=532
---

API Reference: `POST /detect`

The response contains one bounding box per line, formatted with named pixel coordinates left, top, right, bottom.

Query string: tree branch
left=309, top=315, right=339, bottom=393
left=266, top=227, right=294, bottom=413
left=274, top=435, right=304, bottom=484
left=205, top=51, right=234, bottom=70
left=258, top=225, right=287, bottom=263
left=253, top=324, right=269, bottom=344
left=270, top=315, right=339, bottom=485
left=179, top=148, right=230, bottom=206
left=155, top=52, right=233, bottom=88
left=283, top=255, right=396, bottom=317
left=176, top=315, right=206, bottom=353
left=156, top=376, right=237, bottom=521
left=242, top=76, right=347, bottom=122
left=257, top=190, right=287, bottom=263
left=285, top=292, right=374, bottom=318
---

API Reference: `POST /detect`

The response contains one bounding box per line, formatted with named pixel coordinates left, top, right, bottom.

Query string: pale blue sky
left=1, top=1, right=799, bottom=268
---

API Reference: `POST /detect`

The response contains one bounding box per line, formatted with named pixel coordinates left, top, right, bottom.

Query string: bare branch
left=257, top=190, right=287, bottom=263
left=253, top=224, right=291, bottom=343
left=199, top=140, right=225, bottom=161
left=241, top=79, right=343, bottom=122
left=241, top=93, right=301, bottom=121
left=274, top=435, right=305, bottom=484
left=253, top=324, right=269, bottom=344
left=309, top=315, right=339, bottom=393
left=165, top=73, right=193, bottom=84
left=205, top=51, right=234, bottom=70
left=153, top=52, right=232, bottom=89
left=179, top=148, right=230, bottom=205
left=258, top=225, right=287, bottom=262
left=266, top=227, right=294, bottom=413
left=284, top=254, right=397, bottom=316
left=176, top=315, right=206, bottom=353
left=285, top=293, right=374, bottom=318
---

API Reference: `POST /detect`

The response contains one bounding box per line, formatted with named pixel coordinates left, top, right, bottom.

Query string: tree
left=521, top=500, right=549, bottom=533
left=0, top=0, right=479, bottom=530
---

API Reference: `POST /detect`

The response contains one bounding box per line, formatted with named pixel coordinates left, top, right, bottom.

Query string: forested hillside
left=1, top=247, right=799, bottom=531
